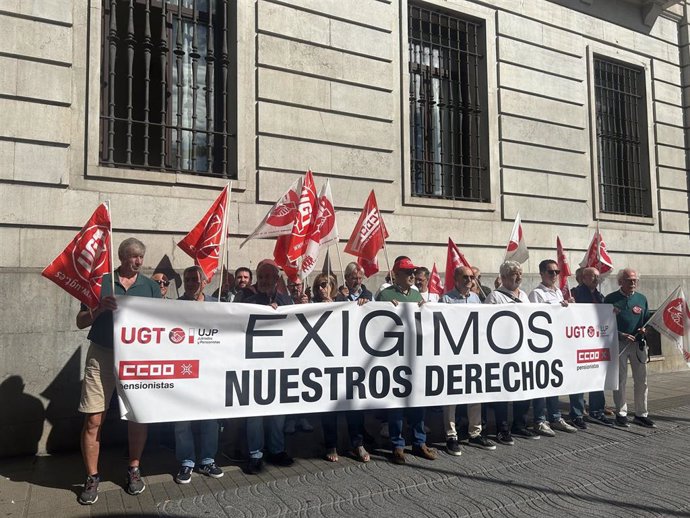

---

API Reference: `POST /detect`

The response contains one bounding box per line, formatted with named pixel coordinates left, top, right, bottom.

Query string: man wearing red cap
left=376, top=258, right=437, bottom=464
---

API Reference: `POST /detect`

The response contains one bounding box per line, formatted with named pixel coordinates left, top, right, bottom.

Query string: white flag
left=240, top=178, right=301, bottom=248
left=645, top=286, right=690, bottom=368
left=504, top=212, right=529, bottom=264
left=300, top=180, right=338, bottom=279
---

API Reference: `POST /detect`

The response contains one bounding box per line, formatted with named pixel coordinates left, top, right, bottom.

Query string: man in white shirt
left=528, top=259, right=577, bottom=436
left=415, top=266, right=439, bottom=302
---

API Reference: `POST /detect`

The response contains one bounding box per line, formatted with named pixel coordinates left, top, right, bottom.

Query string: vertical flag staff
left=217, top=182, right=232, bottom=301
left=106, top=200, right=115, bottom=295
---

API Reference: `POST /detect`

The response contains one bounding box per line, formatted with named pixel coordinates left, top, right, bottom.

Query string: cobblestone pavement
left=3, top=370, right=690, bottom=517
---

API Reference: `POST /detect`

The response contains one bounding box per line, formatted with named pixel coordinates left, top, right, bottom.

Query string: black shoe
left=468, top=435, right=497, bottom=451
left=571, top=417, right=587, bottom=430
left=246, top=457, right=264, bottom=474
left=633, top=416, right=657, bottom=428
left=445, top=438, right=462, bottom=456
left=615, top=415, right=630, bottom=428
left=496, top=431, right=514, bottom=446
left=175, top=465, right=193, bottom=484
left=511, top=427, right=540, bottom=440
left=197, top=462, right=224, bottom=478
left=266, top=451, right=294, bottom=467
left=586, top=413, right=615, bottom=427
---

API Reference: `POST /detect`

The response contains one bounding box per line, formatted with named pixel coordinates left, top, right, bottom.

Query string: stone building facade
left=1, top=0, right=689, bottom=456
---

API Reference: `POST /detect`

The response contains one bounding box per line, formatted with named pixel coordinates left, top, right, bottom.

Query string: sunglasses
left=399, top=269, right=416, bottom=276
left=156, top=280, right=170, bottom=287
left=545, top=270, right=560, bottom=275
left=317, top=282, right=330, bottom=288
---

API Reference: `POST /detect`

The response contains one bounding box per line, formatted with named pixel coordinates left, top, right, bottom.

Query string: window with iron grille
left=594, top=56, right=651, bottom=217
left=100, top=0, right=235, bottom=178
left=408, top=4, right=488, bottom=202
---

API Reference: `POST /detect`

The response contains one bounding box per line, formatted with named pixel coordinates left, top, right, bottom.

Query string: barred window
left=100, top=0, right=235, bottom=177
left=408, top=4, right=488, bottom=202
left=594, top=56, right=651, bottom=217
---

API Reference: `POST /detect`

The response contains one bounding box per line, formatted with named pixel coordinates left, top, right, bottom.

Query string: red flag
left=645, top=287, right=690, bottom=367
left=240, top=177, right=301, bottom=247
left=42, top=203, right=112, bottom=309
left=445, top=238, right=473, bottom=293
left=429, top=263, right=443, bottom=296
left=556, top=236, right=572, bottom=299
left=579, top=226, right=613, bottom=275
left=177, top=185, right=229, bottom=282
left=344, top=191, right=388, bottom=273
left=273, top=235, right=299, bottom=282
left=504, top=213, right=529, bottom=264
left=300, top=179, right=338, bottom=279
left=286, top=170, right=318, bottom=263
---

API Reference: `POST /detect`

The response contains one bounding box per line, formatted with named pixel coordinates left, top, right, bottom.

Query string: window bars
left=100, top=0, right=234, bottom=177
left=408, top=5, right=487, bottom=202
left=594, top=57, right=650, bottom=217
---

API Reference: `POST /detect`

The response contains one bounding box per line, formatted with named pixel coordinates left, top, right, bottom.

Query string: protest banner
left=113, top=299, right=618, bottom=423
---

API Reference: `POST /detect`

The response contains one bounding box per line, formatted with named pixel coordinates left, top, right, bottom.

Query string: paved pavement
left=3, top=370, right=690, bottom=517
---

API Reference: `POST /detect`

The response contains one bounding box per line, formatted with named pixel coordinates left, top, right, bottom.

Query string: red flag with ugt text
left=429, top=263, right=443, bottom=296
left=344, top=190, right=388, bottom=275
left=445, top=238, right=473, bottom=293
left=504, top=212, right=529, bottom=264
left=286, top=170, right=318, bottom=264
left=556, top=236, right=572, bottom=300
left=41, top=203, right=112, bottom=309
left=580, top=228, right=613, bottom=276
left=300, top=180, right=338, bottom=279
left=177, top=185, right=228, bottom=282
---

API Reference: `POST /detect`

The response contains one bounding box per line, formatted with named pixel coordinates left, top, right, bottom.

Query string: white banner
left=113, top=298, right=619, bottom=423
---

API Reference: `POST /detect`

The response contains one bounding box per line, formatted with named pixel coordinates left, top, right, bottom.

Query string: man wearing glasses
left=376, top=258, right=437, bottom=464
left=287, top=278, right=310, bottom=304
left=604, top=268, right=655, bottom=428
left=528, top=259, right=578, bottom=436
left=151, top=272, right=170, bottom=298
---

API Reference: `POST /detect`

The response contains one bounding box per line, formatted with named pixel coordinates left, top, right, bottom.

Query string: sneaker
left=496, top=431, right=515, bottom=446
left=445, top=438, right=462, bottom=456
left=392, top=447, right=406, bottom=465
left=175, top=465, right=193, bottom=484
left=615, top=415, right=630, bottom=428
left=550, top=418, right=577, bottom=433
left=587, top=413, right=615, bottom=427
left=633, top=416, right=657, bottom=428
left=246, top=457, right=264, bottom=474
left=266, top=451, right=294, bottom=467
left=380, top=422, right=390, bottom=438
left=126, top=466, right=146, bottom=495
left=534, top=421, right=556, bottom=437
left=297, top=417, right=314, bottom=432
left=571, top=417, right=587, bottom=430
left=468, top=435, right=497, bottom=451
left=284, top=418, right=296, bottom=434
left=78, top=475, right=100, bottom=505
left=412, top=443, right=437, bottom=460
left=512, top=427, right=540, bottom=440
left=197, top=462, right=224, bottom=478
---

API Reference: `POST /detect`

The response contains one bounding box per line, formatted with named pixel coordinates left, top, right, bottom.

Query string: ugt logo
left=72, top=225, right=109, bottom=281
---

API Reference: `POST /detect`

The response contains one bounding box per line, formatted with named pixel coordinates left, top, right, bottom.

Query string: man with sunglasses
left=605, top=268, right=655, bottom=428
left=376, top=258, right=437, bottom=464
left=152, top=272, right=170, bottom=298
left=528, top=259, right=578, bottom=436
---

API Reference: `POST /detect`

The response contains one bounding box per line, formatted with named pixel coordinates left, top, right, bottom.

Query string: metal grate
left=594, top=57, right=650, bottom=217
left=408, top=4, right=488, bottom=202
left=99, top=0, right=235, bottom=178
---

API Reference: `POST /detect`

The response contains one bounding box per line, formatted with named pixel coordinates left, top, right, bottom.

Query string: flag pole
left=334, top=242, right=345, bottom=285
left=376, top=194, right=391, bottom=275
left=106, top=200, right=115, bottom=296
left=217, top=182, right=232, bottom=302
left=595, top=221, right=602, bottom=284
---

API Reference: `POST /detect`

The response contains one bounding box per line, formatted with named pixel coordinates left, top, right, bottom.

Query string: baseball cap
left=393, top=258, right=418, bottom=271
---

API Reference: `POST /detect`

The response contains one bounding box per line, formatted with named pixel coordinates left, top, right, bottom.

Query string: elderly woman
left=313, top=273, right=370, bottom=463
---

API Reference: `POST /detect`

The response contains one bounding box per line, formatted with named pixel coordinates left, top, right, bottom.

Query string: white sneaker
left=380, top=422, right=389, bottom=438
left=550, top=418, right=577, bottom=433
left=534, top=421, right=556, bottom=437
left=297, top=417, right=314, bottom=432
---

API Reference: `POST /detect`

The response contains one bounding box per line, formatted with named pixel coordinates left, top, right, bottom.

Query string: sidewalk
left=3, top=370, right=690, bottom=517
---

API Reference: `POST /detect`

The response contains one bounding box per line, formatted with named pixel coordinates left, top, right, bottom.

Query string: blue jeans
left=388, top=407, right=426, bottom=450
left=246, top=415, right=286, bottom=459
left=533, top=396, right=561, bottom=424
left=175, top=420, right=219, bottom=467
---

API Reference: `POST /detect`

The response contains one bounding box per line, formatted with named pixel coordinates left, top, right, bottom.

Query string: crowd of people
left=74, top=237, right=655, bottom=505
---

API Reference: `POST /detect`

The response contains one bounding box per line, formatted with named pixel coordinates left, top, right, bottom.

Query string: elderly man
left=568, top=267, right=613, bottom=428
left=377, top=257, right=437, bottom=464
left=75, top=238, right=160, bottom=505
left=605, top=269, right=655, bottom=428
left=528, top=260, right=577, bottom=436
left=287, top=278, right=310, bottom=304
left=484, top=261, right=539, bottom=444
left=336, top=262, right=373, bottom=304
left=242, top=260, right=295, bottom=473
left=441, top=266, right=496, bottom=454
left=415, top=266, right=439, bottom=302
left=173, top=266, right=223, bottom=483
